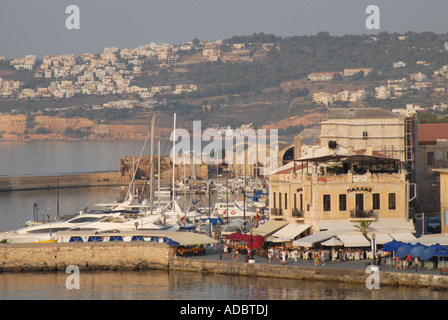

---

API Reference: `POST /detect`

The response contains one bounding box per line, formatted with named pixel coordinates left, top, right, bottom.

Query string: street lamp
left=372, top=233, right=376, bottom=266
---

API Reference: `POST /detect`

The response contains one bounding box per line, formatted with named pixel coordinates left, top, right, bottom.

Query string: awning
left=337, top=234, right=371, bottom=247
left=389, top=233, right=416, bottom=242
left=272, top=223, right=311, bottom=241
left=252, top=220, right=288, bottom=237
left=321, top=237, right=344, bottom=247
left=292, top=233, right=333, bottom=247
left=369, top=233, right=394, bottom=245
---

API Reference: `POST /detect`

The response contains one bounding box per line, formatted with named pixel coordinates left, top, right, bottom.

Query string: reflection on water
left=0, top=140, right=150, bottom=177
left=0, top=270, right=447, bottom=300
left=0, top=186, right=120, bottom=232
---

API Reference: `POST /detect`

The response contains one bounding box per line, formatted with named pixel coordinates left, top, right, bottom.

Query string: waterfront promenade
left=169, top=251, right=448, bottom=290
left=190, top=252, right=443, bottom=276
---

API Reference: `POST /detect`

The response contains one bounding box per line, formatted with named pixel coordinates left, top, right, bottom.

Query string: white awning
left=389, top=232, right=416, bottom=242
left=292, top=233, right=333, bottom=247
left=252, top=220, right=288, bottom=237
left=368, top=233, right=394, bottom=245
left=272, top=223, right=311, bottom=240
left=321, top=237, right=344, bottom=246
left=337, top=234, right=371, bottom=247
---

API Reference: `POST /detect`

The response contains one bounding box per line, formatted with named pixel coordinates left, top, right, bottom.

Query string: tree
left=354, top=220, right=372, bottom=238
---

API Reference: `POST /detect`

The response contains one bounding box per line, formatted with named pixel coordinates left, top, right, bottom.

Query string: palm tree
left=354, top=220, right=372, bottom=238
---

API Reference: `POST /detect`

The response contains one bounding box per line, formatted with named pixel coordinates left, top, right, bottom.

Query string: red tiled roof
left=418, top=124, right=448, bottom=144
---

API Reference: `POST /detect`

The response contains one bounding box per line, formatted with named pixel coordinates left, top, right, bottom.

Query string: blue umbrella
left=396, top=243, right=414, bottom=258
left=420, top=245, right=437, bottom=261
left=434, top=244, right=448, bottom=257
left=382, top=240, right=405, bottom=252
left=409, top=243, right=425, bottom=259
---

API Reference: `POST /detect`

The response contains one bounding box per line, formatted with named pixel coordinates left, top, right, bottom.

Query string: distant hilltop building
left=308, top=71, right=342, bottom=82
left=393, top=61, right=406, bottom=68
left=343, top=68, right=372, bottom=77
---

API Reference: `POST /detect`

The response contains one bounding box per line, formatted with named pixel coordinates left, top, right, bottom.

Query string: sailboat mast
left=158, top=140, right=161, bottom=206
left=149, top=115, right=155, bottom=215
left=172, top=113, right=176, bottom=203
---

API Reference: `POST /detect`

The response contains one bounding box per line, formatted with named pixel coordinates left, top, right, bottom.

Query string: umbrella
left=382, top=240, right=405, bottom=252
left=420, top=245, right=437, bottom=261
left=226, top=233, right=241, bottom=240
left=395, top=243, right=414, bottom=258
left=409, top=243, right=426, bottom=259
left=321, top=237, right=344, bottom=247
left=251, top=235, right=264, bottom=249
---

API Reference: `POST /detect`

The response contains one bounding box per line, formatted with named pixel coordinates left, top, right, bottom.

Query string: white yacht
left=0, top=211, right=109, bottom=244
left=212, top=201, right=256, bottom=221
left=66, top=211, right=173, bottom=233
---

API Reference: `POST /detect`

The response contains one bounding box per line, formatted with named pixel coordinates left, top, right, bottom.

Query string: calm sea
left=0, top=141, right=447, bottom=301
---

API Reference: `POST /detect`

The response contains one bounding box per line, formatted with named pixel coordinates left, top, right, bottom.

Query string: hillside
left=0, top=31, right=448, bottom=141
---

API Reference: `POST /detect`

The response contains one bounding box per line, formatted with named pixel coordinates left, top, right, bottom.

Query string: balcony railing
left=271, top=208, right=282, bottom=216
left=292, top=209, right=304, bottom=218
left=350, top=209, right=375, bottom=219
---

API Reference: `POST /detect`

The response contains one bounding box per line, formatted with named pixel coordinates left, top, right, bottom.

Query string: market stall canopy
left=337, top=234, right=370, bottom=247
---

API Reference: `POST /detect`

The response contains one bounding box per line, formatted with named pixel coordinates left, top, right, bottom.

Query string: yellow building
left=267, top=144, right=415, bottom=246
left=434, top=168, right=448, bottom=234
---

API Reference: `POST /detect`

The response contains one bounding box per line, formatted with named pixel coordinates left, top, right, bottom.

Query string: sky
left=1, top=0, right=448, bottom=59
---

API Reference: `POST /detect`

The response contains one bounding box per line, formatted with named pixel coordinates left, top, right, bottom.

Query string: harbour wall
left=0, top=242, right=174, bottom=271
left=0, top=172, right=124, bottom=192
left=170, top=257, right=448, bottom=290
left=1, top=242, right=448, bottom=290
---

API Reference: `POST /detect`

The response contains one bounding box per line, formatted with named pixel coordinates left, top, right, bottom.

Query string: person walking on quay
left=395, top=256, right=402, bottom=270
left=414, top=256, right=419, bottom=271
left=292, top=249, right=298, bottom=264
left=320, top=250, right=326, bottom=266
left=232, top=248, right=239, bottom=262
left=268, top=247, right=274, bottom=263
left=223, top=243, right=228, bottom=259
left=281, top=249, right=287, bottom=264
left=314, top=251, right=320, bottom=266
left=406, top=253, right=412, bottom=269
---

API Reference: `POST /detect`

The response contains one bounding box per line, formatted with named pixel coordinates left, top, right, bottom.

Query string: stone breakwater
left=0, top=172, right=123, bottom=192
left=1, top=242, right=448, bottom=290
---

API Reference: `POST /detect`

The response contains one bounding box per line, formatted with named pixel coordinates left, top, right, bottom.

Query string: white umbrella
left=321, top=237, right=344, bottom=247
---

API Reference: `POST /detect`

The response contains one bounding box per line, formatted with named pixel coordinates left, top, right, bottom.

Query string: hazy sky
left=1, top=0, right=448, bottom=58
